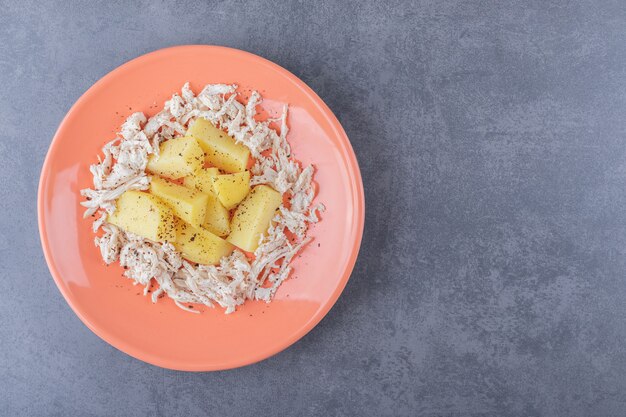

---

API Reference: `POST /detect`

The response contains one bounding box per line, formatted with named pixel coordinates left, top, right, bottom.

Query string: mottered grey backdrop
left=2, top=1, right=626, bottom=416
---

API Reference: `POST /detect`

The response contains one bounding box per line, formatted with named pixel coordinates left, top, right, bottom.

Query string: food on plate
left=146, top=136, right=204, bottom=179
left=201, top=193, right=231, bottom=237
left=181, top=167, right=231, bottom=236
left=80, top=83, right=324, bottom=314
left=187, top=117, right=250, bottom=173
left=149, top=176, right=208, bottom=228
left=212, top=170, right=250, bottom=210
left=182, top=167, right=220, bottom=194
left=227, top=185, right=283, bottom=252
left=174, top=219, right=234, bottom=265
left=107, top=190, right=176, bottom=242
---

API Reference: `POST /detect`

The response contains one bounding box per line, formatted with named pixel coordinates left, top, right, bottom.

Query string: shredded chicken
left=81, top=83, right=324, bottom=314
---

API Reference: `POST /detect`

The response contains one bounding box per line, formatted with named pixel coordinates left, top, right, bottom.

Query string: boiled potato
left=149, top=176, right=208, bottom=228
left=146, top=136, right=204, bottom=179
left=202, top=193, right=231, bottom=237
left=212, top=171, right=250, bottom=210
left=107, top=190, right=176, bottom=242
left=174, top=219, right=234, bottom=265
left=182, top=167, right=220, bottom=195
left=182, top=167, right=230, bottom=236
left=227, top=185, right=282, bottom=252
left=187, top=118, right=250, bottom=173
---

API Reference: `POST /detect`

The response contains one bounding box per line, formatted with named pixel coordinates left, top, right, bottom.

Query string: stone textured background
left=2, top=1, right=626, bottom=416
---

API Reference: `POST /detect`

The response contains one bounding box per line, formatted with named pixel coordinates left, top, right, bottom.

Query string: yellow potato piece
left=149, top=176, right=208, bottom=228
left=203, top=193, right=231, bottom=237
left=227, top=185, right=282, bottom=252
left=182, top=167, right=230, bottom=237
left=213, top=171, right=250, bottom=210
left=107, top=190, right=176, bottom=242
left=174, top=219, right=234, bottom=265
left=146, top=136, right=204, bottom=179
left=182, top=167, right=220, bottom=195
left=187, top=118, right=250, bottom=173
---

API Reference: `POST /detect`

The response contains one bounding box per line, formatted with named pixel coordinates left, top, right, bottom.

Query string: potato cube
left=187, top=118, right=250, bottom=173
left=182, top=167, right=230, bottom=236
left=213, top=171, right=250, bottom=210
left=203, top=193, right=231, bottom=237
left=149, top=176, right=208, bottom=228
left=174, top=219, right=234, bottom=265
left=182, top=167, right=220, bottom=195
left=107, top=190, right=176, bottom=242
left=146, top=136, right=204, bottom=179
left=227, top=185, right=282, bottom=252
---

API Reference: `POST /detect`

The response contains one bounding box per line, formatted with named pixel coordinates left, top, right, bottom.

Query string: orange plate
left=38, top=45, right=365, bottom=371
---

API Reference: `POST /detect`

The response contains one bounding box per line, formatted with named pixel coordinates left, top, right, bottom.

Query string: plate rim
left=37, top=44, right=365, bottom=371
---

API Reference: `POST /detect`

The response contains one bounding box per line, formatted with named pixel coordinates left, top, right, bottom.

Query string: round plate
left=38, top=45, right=364, bottom=371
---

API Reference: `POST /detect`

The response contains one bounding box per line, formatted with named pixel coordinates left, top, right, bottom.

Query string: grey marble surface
left=2, top=0, right=626, bottom=416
